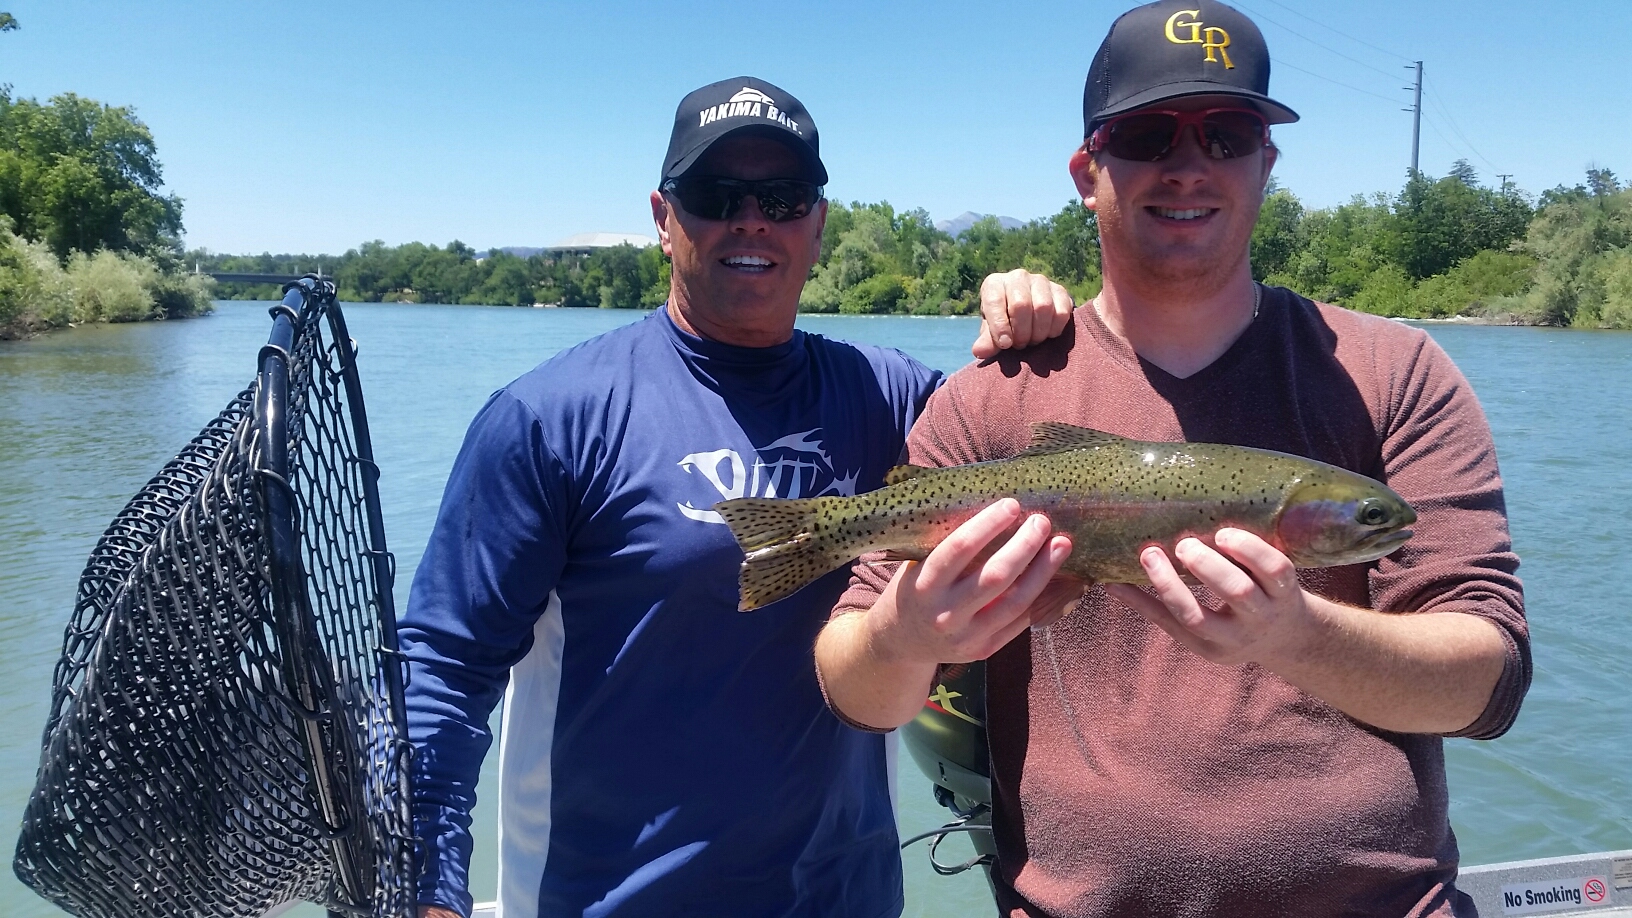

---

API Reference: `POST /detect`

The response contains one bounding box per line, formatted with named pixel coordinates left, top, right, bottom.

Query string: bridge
left=201, top=272, right=332, bottom=285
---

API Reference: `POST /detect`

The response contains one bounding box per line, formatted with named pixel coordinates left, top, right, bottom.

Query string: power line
left=1416, top=105, right=1499, bottom=180
left=1274, top=58, right=1407, bottom=105
left=1418, top=91, right=1489, bottom=170
left=1231, top=1, right=1408, bottom=82
left=1252, top=0, right=1414, bottom=63
left=1233, top=3, right=1478, bottom=183
left=1420, top=116, right=1468, bottom=173
left=1422, top=79, right=1499, bottom=173
left=1421, top=111, right=1496, bottom=175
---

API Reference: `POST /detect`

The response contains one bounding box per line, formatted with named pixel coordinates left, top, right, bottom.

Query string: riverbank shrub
left=67, top=249, right=158, bottom=322
left=839, top=272, right=909, bottom=314
left=1498, top=179, right=1632, bottom=328
left=148, top=268, right=216, bottom=319
left=0, top=222, right=72, bottom=331
left=1600, top=250, right=1632, bottom=329
left=1335, top=249, right=1539, bottom=321
left=0, top=221, right=213, bottom=338
left=1416, top=251, right=1537, bottom=319
left=1344, top=265, right=1415, bottom=317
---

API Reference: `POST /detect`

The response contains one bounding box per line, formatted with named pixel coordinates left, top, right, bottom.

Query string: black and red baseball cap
left=1084, top=0, right=1299, bottom=134
left=662, top=77, right=827, bottom=185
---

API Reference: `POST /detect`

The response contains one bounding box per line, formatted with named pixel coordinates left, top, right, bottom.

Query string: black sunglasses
left=661, top=177, right=824, bottom=223
left=1089, top=108, right=1270, bottom=162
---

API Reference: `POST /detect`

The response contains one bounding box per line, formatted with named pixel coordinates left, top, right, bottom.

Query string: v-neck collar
left=1081, top=285, right=1274, bottom=402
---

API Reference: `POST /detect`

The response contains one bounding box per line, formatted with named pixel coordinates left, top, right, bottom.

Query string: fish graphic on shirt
left=677, top=429, right=859, bottom=524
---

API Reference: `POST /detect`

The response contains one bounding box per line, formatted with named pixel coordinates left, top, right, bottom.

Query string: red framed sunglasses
left=1088, top=107, right=1270, bottom=162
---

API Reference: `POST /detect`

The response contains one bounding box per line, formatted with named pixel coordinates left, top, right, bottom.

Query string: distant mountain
left=935, top=211, right=1024, bottom=238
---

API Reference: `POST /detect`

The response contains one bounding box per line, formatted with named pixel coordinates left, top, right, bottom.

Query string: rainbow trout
left=716, top=422, right=1415, bottom=611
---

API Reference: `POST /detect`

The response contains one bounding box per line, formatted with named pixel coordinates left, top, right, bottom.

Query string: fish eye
left=1357, top=500, right=1389, bottom=526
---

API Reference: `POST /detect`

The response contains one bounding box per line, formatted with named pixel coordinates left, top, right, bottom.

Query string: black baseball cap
left=1084, top=0, right=1299, bottom=135
left=662, top=77, right=828, bottom=185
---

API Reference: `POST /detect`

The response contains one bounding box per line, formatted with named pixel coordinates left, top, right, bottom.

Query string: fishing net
left=12, top=279, right=415, bottom=918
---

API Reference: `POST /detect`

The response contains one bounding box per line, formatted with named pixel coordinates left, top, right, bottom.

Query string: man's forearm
left=815, top=609, right=940, bottom=731
left=401, top=645, right=505, bottom=914
left=1269, top=598, right=1508, bottom=734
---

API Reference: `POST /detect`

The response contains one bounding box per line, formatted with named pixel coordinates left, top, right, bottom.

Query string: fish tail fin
left=715, top=497, right=842, bottom=612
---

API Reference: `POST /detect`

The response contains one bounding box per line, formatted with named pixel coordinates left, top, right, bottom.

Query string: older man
left=402, top=77, right=1069, bottom=918
left=816, top=4, right=1529, bottom=916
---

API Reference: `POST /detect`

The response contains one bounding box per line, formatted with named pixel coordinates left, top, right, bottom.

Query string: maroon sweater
left=835, top=288, right=1529, bottom=918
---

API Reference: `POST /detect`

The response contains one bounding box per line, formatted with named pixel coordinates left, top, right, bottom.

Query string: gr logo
left=1165, top=9, right=1234, bottom=69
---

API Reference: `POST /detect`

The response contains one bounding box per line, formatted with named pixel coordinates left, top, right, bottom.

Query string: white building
left=544, top=232, right=658, bottom=256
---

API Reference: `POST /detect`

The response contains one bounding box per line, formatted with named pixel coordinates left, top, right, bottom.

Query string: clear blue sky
left=5, top=0, right=1625, bottom=255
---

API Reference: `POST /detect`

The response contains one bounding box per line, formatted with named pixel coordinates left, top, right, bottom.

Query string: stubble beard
left=1100, top=200, right=1257, bottom=302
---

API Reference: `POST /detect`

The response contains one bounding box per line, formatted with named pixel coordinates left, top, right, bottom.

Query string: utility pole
left=1496, top=173, right=1513, bottom=196
left=1404, top=61, right=1423, bottom=177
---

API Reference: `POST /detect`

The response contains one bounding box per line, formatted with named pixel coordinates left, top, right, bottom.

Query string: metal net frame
left=13, top=278, right=415, bottom=918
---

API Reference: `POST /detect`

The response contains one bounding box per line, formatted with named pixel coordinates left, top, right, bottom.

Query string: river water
left=0, top=301, right=1627, bottom=917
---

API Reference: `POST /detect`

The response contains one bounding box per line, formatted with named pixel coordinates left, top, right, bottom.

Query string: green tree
left=468, top=250, right=534, bottom=306
left=0, top=89, right=184, bottom=259
left=1035, top=200, right=1101, bottom=293
left=839, top=272, right=908, bottom=314
left=410, top=241, right=479, bottom=303
left=1251, top=187, right=1303, bottom=281
left=802, top=199, right=1100, bottom=315
left=637, top=244, right=671, bottom=307
left=802, top=202, right=902, bottom=312
left=1391, top=161, right=1531, bottom=280
left=1586, top=167, right=1621, bottom=199
left=581, top=243, right=664, bottom=309
left=1272, top=194, right=1395, bottom=301
left=1508, top=172, right=1632, bottom=327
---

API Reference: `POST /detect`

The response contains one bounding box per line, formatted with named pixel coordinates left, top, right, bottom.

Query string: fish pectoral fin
left=875, top=548, right=929, bottom=563
left=883, top=464, right=931, bottom=485
left=1015, top=421, right=1129, bottom=457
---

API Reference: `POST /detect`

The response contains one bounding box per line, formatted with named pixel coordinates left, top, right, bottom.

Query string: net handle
left=259, top=280, right=369, bottom=914
left=314, top=283, right=412, bottom=749
left=316, top=284, right=418, bottom=915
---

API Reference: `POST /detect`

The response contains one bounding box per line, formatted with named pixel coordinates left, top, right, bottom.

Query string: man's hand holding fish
left=1108, top=527, right=1508, bottom=734
left=816, top=499, right=1075, bottom=730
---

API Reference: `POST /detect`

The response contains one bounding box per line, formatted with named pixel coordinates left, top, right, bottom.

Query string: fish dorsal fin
left=1014, top=422, right=1129, bottom=458
left=884, top=464, right=931, bottom=486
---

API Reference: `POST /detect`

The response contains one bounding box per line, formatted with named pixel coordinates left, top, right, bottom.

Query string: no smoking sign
left=1584, top=877, right=1607, bottom=903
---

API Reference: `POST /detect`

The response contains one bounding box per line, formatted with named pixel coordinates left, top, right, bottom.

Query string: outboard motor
left=898, top=661, right=998, bottom=893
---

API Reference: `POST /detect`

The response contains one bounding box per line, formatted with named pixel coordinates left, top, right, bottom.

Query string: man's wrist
left=1251, top=590, right=1345, bottom=675
left=856, top=597, right=909, bottom=668
left=818, top=606, right=939, bottom=730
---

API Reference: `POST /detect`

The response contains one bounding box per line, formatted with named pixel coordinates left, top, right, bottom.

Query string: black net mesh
left=13, top=280, right=415, bottom=918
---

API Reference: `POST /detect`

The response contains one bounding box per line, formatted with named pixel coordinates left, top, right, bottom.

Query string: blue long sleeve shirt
left=399, top=308, right=942, bottom=918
